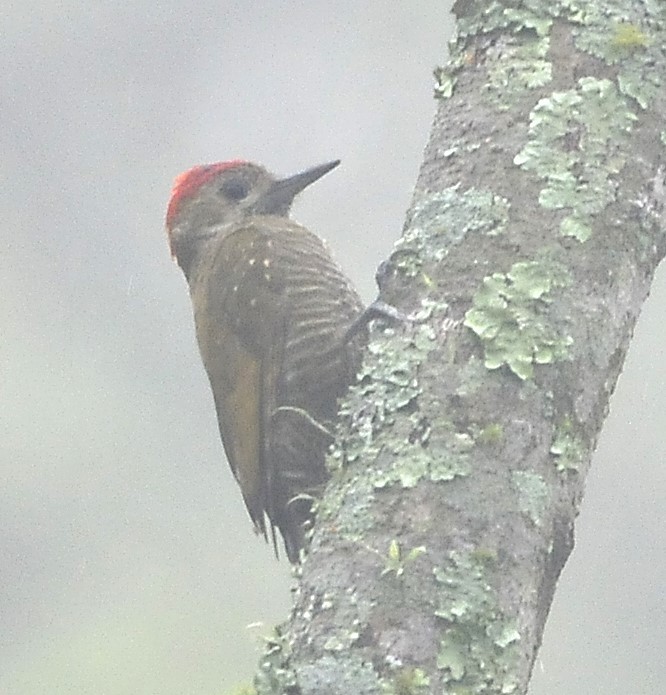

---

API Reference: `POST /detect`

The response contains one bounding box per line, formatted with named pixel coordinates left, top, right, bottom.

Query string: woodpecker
left=166, top=159, right=365, bottom=561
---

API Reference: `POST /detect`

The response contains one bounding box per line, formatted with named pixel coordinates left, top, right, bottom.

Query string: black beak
left=258, top=160, right=340, bottom=214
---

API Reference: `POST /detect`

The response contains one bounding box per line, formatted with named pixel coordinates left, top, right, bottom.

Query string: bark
left=255, top=1, right=666, bottom=693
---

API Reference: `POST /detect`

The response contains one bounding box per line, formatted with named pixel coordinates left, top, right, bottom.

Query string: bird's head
left=165, top=159, right=340, bottom=274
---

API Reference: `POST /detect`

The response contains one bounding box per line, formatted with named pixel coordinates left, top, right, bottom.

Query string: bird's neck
left=173, top=227, right=219, bottom=284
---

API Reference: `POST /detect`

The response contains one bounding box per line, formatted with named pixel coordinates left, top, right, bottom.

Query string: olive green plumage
left=167, top=160, right=364, bottom=561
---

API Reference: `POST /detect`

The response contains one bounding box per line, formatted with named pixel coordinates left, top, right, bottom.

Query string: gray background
left=2, top=2, right=664, bottom=693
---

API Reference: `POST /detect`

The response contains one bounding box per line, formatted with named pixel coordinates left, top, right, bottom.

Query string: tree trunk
left=255, top=1, right=666, bottom=692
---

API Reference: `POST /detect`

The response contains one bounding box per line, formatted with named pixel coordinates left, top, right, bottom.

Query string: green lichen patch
left=486, top=34, right=552, bottom=110
left=528, top=0, right=663, bottom=56
left=315, top=473, right=376, bottom=542
left=325, top=302, right=467, bottom=533
left=372, top=429, right=472, bottom=490
left=443, top=0, right=555, bottom=108
left=612, top=22, right=649, bottom=49
left=334, top=325, right=429, bottom=468
left=456, top=2, right=553, bottom=39
left=434, top=65, right=457, bottom=99
left=428, top=433, right=474, bottom=482
left=573, top=7, right=648, bottom=61
left=558, top=216, right=592, bottom=243
left=434, top=552, right=521, bottom=693
left=503, top=8, right=553, bottom=37
left=392, top=188, right=510, bottom=280
left=550, top=417, right=585, bottom=472
left=511, top=471, right=549, bottom=527
left=323, top=626, right=361, bottom=653
left=373, top=444, right=431, bottom=490
left=515, top=78, right=637, bottom=242
left=617, top=70, right=662, bottom=111
left=463, top=260, right=573, bottom=380
left=254, top=628, right=297, bottom=694
left=333, top=299, right=445, bottom=473
left=568, top=2, right=663, bottom=111
left=444, top=0, right=664, bottom=113
left=566, top=1, right=665, bottom=109
left=381, top=667, right=430, bottom=695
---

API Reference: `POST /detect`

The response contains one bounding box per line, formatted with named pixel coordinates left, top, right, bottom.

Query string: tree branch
left=255, top=1, right=666, bottom=692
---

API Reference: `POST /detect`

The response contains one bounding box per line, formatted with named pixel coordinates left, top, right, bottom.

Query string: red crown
left=166, top=160, right=245, bottom=229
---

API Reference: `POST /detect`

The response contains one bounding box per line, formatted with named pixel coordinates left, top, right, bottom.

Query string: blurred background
left=1, top=2, right=664, bottom=693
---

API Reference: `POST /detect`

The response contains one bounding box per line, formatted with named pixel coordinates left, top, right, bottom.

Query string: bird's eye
left=220, top=178, right=249, bottom=201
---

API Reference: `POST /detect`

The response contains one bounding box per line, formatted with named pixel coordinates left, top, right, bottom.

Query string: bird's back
left=189, top=216, right=365, bottom=560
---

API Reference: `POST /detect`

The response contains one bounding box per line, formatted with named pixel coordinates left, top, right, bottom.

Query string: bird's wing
left=257, top=221, right=365, bottom=559
left=191, top=223, right=288, bottom=542
left=192, top=218, right=364, bottom=559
